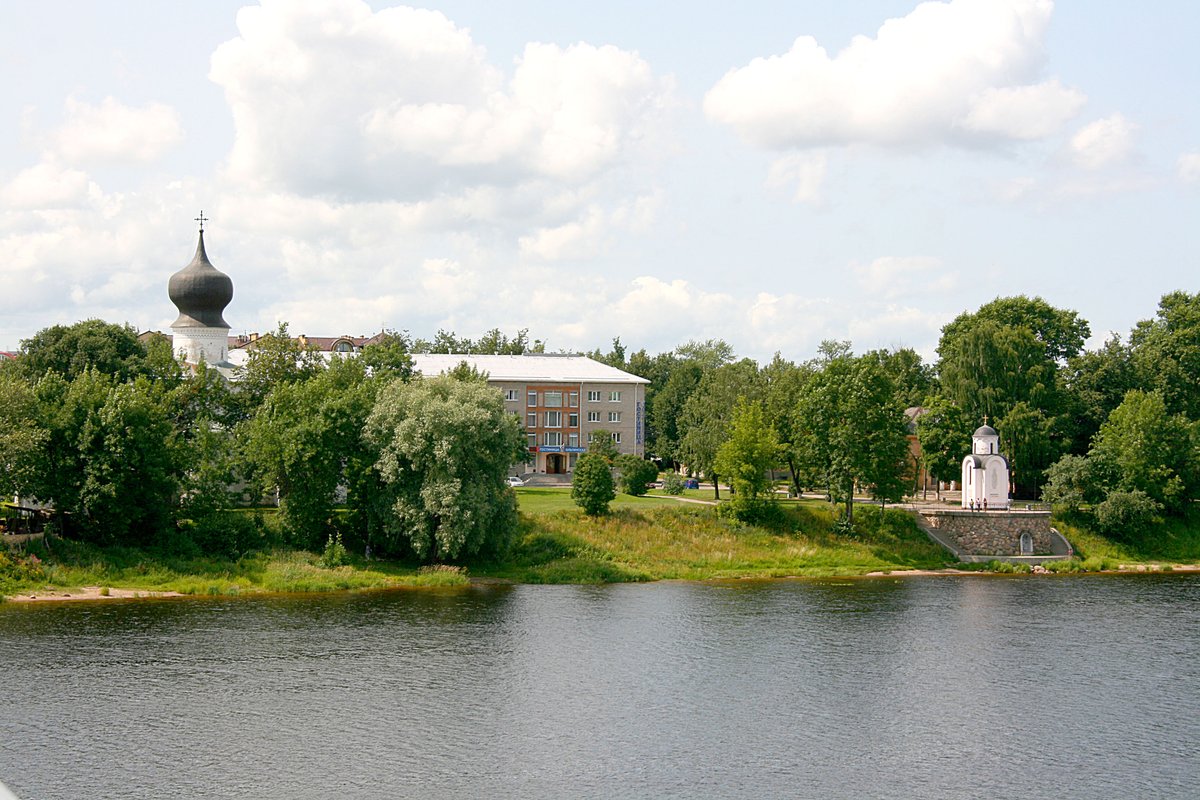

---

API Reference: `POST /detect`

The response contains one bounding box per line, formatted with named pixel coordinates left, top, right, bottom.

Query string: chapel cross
left=195, top=210, right=208, bottom=232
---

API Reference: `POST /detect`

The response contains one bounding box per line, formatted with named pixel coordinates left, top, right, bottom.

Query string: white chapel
left=961, top=423, right=1010, bottom=510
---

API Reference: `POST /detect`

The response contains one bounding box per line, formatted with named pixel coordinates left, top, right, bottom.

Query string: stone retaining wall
left=918, top=510, right=1054, bottom=556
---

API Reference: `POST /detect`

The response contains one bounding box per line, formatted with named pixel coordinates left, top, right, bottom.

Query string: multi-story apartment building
left=407, top=354, right=649, bottom=475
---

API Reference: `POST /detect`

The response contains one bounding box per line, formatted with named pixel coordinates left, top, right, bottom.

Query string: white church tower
left=961, top=422, right=1010, bottom=510
left=168, top=213, right=233, bottom=367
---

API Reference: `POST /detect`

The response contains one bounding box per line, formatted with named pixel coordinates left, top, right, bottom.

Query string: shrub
left=615, top=454, right=658, bottom=497
left=320, top=532, right=349, bottom=568
left=1094, top=490, right=1162, bottom=540
left=661, top=472, right=685, bottom=495
left=188, top=512, right=264, bottom=560
left=572, top=453, right=616, bottom=516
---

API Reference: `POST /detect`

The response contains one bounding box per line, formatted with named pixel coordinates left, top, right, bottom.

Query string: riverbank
left=5, top=497, right=1198, bottom=602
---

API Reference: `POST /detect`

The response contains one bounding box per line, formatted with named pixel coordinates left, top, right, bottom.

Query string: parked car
left=506, top=476, right=525, bottom=487
left=684, top=478, right=699, bottom=489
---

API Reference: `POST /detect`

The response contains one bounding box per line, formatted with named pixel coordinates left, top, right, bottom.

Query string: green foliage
left=862, top=347, right=935, bottom=408
left=916, top=394, right=971, bottom=490
left=1093, top=490, right=1162, bottom=540
left=1090, top=390, right=1197, bottom=512
left=572, top=453, right=616, bottom=516
left=413, top=327, right=544, bottom=355
left=1041, top=454, right=1099, bottom=512
left=679, top=358, right=763, bottom=498
left=793, top=353, right=910, bottom=524
left=0, top=370, right=48, bottom=500
left=661, top=471, right=685, bottom=495
left=998, top=400, right=1061, bottom=496
left=15, top=319, right=158, bottom=383
left=1059, top=334, right=1136, bottom=454
left=0, top=550, right=46, bottom=588
left=586, top=428, right=620, bottom=462
left=1129, top=291, right=1200, bottom=420
left=232, top=322, right=326, bottom=418
left=939, top=295, right=1090, bottom=365
left=320, top=532, right=350, bottom=568
left=241, top=356, right=375, bottom=545
left=185, top=512, right=265, bottom=560
left=713, top=399, right=779, bottom=522
left=366, top=375, right=526, bottom=561
left=615, top=454, right=658, bottom=496
left=359, top=330, right=415, bottom=380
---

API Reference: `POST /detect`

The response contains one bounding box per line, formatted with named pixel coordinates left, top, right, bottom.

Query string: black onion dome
left=973, top=424, right=998, bottom=437
left=169, top=230, right=232, bottom=328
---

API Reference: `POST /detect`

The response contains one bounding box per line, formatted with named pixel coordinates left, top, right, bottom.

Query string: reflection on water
left=2, top=576, right=1198, bottom=799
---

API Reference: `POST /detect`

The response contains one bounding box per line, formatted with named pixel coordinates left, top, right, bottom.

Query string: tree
left=572, top=453, right=616, bottom=515
left=0, top=370, right=47, bottom=502
left=232, top=322, right=325, bottom=418
left=863, top=347, right=935, bottom=409
left=1041, top=455, right=1100, bottom=512
left=16, top=319, right=158, bottom=383
left=360, top=330, right=415, bottom=381
left=1059, top=334, right=1136, bottom=454
left=915, top=395, right=971, bottom=499
left=939, top=295, right=1090, bottom=364
left=762, top=353, right=812, bottom=497
left=615, top=454, right=658, bottom=497
left=997, top=401, right=1060, bottom=498
left=586, top=427, right=620, bottom=463
left=678, top=359, right=763, bottom=499
left=240, top=357, right=376, bottom=545
left=794, top=354, right=910, bottom=526
left=713, top=399, right=779, bottom=520
left=650, top=361, right=703, bottom=466
left=938, top=319, right=1056, bottom=424
left=1088, top=390, right=1197, bottom=513
left=1129, top=291, right=1200, bottom=421
left=366, top=375, right=526, bottom=561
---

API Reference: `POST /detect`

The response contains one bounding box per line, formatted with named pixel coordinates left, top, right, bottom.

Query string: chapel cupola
left=169, top=212, right=234, bottom=365
left=169, top=223, right=233, bottom=329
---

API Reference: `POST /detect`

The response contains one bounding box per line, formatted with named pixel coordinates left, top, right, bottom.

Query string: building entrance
left=546, top=453, right=567, bottom=474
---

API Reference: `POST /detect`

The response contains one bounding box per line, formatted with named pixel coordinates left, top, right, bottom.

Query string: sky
left=2, top=0, right=1197, bottom=363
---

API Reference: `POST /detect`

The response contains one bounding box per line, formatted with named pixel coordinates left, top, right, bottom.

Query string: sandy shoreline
left=4, top=586, right=185, bottom=603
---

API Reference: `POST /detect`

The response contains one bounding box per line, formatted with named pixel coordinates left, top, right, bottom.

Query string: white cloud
left=49, top=97, right=183, bottom=164
left=1069, top=114, right=1137, bottom=170
left=704, top=0, right=1081, bottom=150
left=853, top=256, right=956, bottom=299
left=765, top=152, right=827, bottom=204
left=0, top=162, right=93, bottom=208
left=960, top=79, right=1085, bottom=140
left=1177, top=152, right=1200, bottom=183
left=210, top=0, right=673, bottom=199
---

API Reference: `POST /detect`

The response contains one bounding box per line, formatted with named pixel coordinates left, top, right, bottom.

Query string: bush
left=571, top=453, right=615, bottom=516
left=1094, top=490, right=1162, bottom=540
left=320, top=532, right=349, bottom=568
left=187, top=512, right=264, bottom=560
left=615, top=454, right=658, bottom=497
left=661, top=472, right=685, bottom=495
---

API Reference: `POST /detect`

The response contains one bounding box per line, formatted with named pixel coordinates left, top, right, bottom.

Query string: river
left=2, top=575, right=1198, bottom=799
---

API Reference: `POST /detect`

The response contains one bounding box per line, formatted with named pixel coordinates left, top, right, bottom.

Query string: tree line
left=2, top=291, right=1197, bottom=556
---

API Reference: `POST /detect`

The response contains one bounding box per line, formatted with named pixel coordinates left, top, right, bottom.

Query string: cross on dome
left=194, top=210, right=208, bottom=232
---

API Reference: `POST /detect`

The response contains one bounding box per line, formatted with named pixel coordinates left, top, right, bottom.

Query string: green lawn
left=515, top=486, right=692, bottom=513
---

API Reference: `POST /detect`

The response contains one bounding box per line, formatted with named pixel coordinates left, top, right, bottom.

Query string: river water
left=1, top=575, right=1197, bottom=799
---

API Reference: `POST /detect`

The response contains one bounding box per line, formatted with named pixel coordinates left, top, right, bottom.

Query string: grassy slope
left=479, top=491, right=952, bottom=583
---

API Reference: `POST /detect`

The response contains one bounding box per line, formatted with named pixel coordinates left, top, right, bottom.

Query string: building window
left=545, top=411, right=562, bottom=428
left=587, top=411, right=600, bottom=423
left=544, top=391, right=562, bottom=408
left=569, top=392, right=579, bottom=407
left=568, top=413, right=579, bottom=427
left=587, top=390, right=602, bottom=402
left=528, top=391, right=537, bottom=407
left=526, top=413, right=537, bottom=428
left=505, top=389, right=518, bottom=402
left=544, top=431, right=562, bottom=447
left=611, top=432, right=622, bottom=444
left=527, top=433, right=537, bottom=448
left=335, top=341, right=353, bottom=353
left=608, top=411, right=622, bottom=423
left=609, top=391, right=622, bottom=402
left=586, top=432, right=594, bottom=444
left=568, top=433, right=579, bottom=448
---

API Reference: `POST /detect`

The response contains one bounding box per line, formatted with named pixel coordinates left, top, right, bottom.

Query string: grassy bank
left=479, top=497, right=952, bottom=583
left=0, top=537, right=468, bottom=599
left=6, top=490, right=1198, bottom=599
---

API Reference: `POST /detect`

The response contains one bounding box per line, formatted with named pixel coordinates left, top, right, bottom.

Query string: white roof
left=412, top=354, right=649, bottom=384
left=223, top=349, right=648, bottom=384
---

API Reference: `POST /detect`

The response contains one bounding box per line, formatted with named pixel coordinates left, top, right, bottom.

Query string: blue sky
left=2, top=0, right=1197, bottom=362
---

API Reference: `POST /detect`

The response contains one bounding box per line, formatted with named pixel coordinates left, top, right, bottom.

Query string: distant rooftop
left=411, top=353, right=649, bottom=384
